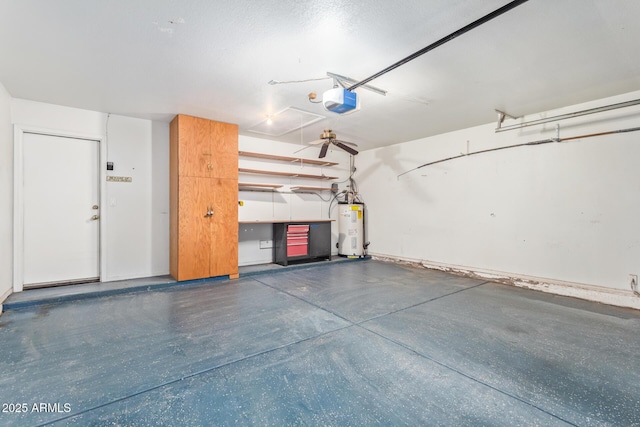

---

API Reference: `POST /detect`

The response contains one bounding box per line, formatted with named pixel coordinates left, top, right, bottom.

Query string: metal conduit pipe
left=397, top=125, right=640, bottom=179
left=496, top=99, right=640, bottom=132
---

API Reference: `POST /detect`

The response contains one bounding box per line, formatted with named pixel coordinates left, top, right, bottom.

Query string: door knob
left=91, top=215, right=100, bottom=220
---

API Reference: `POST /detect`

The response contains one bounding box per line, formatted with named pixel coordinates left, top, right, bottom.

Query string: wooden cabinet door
left=170, top=114, right=239, bottom=282
left=210, top=121, right=238, bottom=180
left=177, top=176, right=212, bottom=280
left=209, top=178, right=238, bottom=277
left=177, top=115, right=212, bottom=178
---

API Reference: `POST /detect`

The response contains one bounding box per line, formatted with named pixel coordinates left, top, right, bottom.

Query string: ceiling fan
left=310, top=129, right=359, bottom=158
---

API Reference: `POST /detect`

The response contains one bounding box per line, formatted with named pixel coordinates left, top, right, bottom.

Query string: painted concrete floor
left=3, top=257, right=354, bottom=311
left=1, top=260, right=639, bottom=426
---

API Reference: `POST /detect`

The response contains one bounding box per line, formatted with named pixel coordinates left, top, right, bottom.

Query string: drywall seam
left=370, top=252, right=640, bottom=310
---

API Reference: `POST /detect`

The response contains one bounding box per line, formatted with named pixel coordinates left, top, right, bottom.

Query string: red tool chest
left=273, top=221, right=331, bottom=266
left=286, top=224, right=309, bottom=257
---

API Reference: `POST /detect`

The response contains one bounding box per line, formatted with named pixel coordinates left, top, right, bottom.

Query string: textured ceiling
left=1, top=0, right=639, bottom=150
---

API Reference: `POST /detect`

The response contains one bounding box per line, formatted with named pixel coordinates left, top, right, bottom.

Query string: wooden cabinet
left=177, top=116, right=238, bottom=180
left=170, top=115, right=239, bottom=281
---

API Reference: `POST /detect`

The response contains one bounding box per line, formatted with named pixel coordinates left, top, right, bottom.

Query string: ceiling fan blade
left=334, top=141, right=359, bottom=156
left=308, top=138, right=325, bottom=145
left=319, top=142, right=329, bottom=158
left=333, top=139, right=358, bottom=147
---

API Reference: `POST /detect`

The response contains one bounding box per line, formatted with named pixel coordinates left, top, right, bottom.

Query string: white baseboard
left=370, top=253, right=640, bottom=310
left=0, top=287, right=12, bottom=314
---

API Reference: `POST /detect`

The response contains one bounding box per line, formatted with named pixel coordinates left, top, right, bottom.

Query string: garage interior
left=1, top=1, right=640, bottom=425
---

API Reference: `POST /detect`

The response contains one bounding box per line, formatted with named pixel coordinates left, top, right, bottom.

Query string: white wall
left=151, top=121, right=170, bottom=276
left=103, top=114, right=152, bottom=281
left=0, top=82, right=13, bottom=306
left=11, top=99, right=160, bottom=283
left=6, top=100, right=352, bottom=287
left=358, top=90, right=640, bottom=307
left=8, top=89, right=637, bottom=306
left=238, top=135, right=351, bottom=265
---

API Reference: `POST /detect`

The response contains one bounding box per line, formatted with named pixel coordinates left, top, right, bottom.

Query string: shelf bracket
left=495, top=109, right=519, bottom=129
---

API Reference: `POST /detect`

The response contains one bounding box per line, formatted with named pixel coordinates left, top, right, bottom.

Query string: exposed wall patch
left=153, top=18, right=185, bottom=36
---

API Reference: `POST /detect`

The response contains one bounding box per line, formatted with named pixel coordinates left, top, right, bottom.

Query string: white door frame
left=13, top=124, right=107, bottom=292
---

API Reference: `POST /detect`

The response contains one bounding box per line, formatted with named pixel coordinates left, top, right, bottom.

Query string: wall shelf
left=239, top=220, right=334, bottom=224
left=239, top=182, right=283, bottom=190
left=239, top=168, right=337, bottom=180
left=239, top=151, right=339, bottom=167
left=290, top=186, right=334, bottom=192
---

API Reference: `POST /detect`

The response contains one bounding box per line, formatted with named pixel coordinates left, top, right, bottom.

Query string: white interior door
left=22, top=133, right=100, bottom=287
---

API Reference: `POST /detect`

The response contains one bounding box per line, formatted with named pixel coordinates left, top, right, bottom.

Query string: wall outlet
left=259, top=240, right=273, bottom=249
left=630, top=274, right=638, bottom=293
